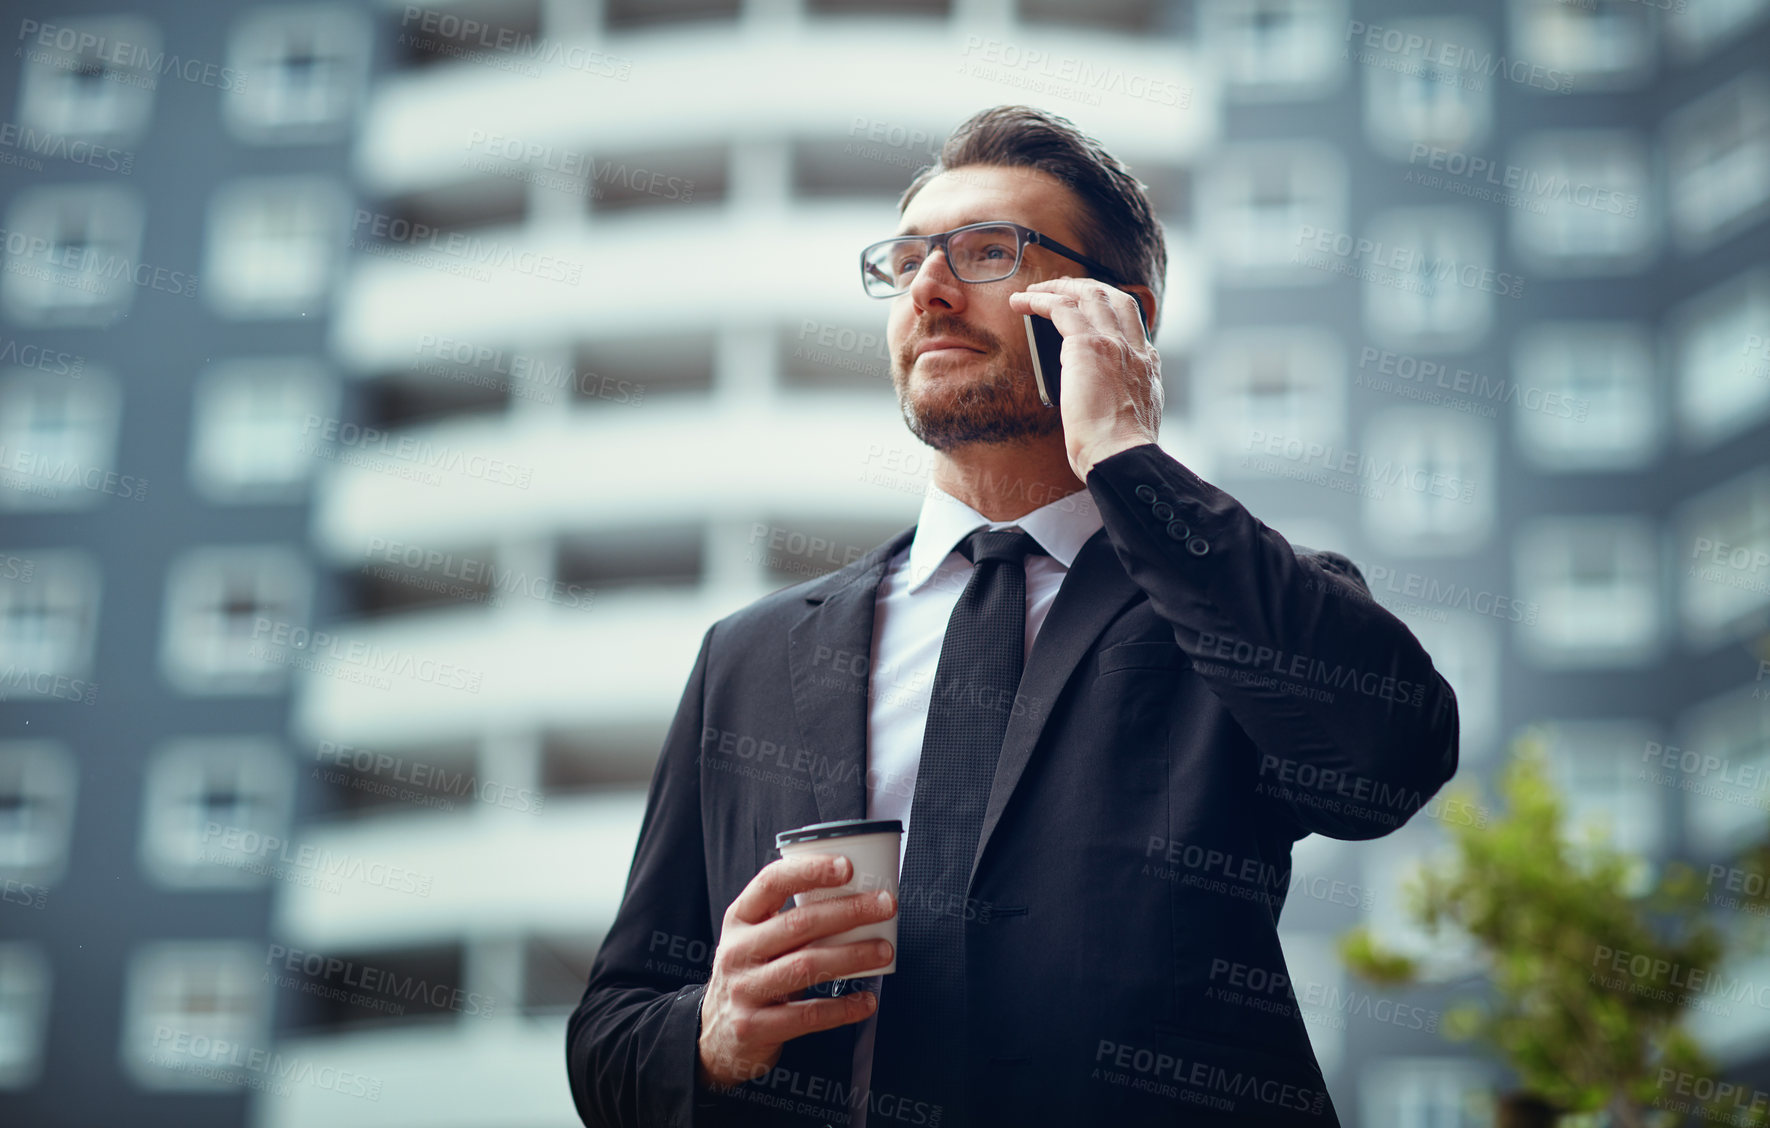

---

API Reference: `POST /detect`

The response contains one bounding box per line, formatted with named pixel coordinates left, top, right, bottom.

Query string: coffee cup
left=774, top=818, right=902, bottom=976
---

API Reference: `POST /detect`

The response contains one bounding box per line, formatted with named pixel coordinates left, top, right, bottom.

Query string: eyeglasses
left=859, top=220, right=1119, bottom=298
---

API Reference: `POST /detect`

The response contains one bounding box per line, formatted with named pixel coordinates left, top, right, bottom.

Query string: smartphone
left=1024, top=313, right=1063, bottom=408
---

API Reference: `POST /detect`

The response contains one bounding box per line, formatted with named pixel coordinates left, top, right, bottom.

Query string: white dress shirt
left=844, top=479, right=1105, bottom=1127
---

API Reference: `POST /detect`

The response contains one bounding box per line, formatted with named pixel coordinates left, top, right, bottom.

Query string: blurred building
left=265, top=2, right=1203, bottom=1127
left=1191, top=0, right=1770, bottom=1119
left=0, top=1, right=371, bottom=1126
left=4, top=0, right=1769, bottom=1126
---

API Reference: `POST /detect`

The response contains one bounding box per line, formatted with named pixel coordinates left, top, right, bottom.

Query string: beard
left=892, top=316, right=1061, bottom=452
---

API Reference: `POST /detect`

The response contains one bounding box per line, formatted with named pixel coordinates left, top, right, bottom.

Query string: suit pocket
left=1099, top=640, right=1186, bottom=673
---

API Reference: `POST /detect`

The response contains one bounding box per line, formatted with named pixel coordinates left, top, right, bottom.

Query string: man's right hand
left=696, top=852, right=897, bottom=1089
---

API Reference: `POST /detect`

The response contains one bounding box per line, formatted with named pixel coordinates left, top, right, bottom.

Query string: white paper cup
left=775, top=818, right=902, bottom=976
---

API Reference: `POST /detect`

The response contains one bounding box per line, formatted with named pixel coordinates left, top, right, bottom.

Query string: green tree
left=1340, top=730, right=1766, bottom=1128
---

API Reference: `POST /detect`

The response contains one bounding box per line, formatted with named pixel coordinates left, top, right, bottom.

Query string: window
left=204, top=177, right=349, bottom=319
left=1508, top=130, right=1654, bottom=273
left=556, top=524, right=703, bottom=593
left=1666, top=73, right=1770, bottom=253
left=1511, top=322, right=1656, bottom=470
left=1360, top=1058, right=1493, bottom=1128
left=791, top=138, right=927, bottom=201
left=1016, top=0, right=1168, bottom=33
left=1677, top=467, right=1770, bottom=647
left=1360, top=408, right=1494, bottom=556
left=159, top=545, right=311, bottom=695
left=0, top=186, right=145, bottom=327
left=1514, top=517, right=1658, bottom=667
left=1197, top=0, right=1347, bottom=103
left=604, top=0, right=736, bottom=31
left=1361, top=19, right=1491, bottom=161
left=1201, top=142, right=1347, bottom=284
left=0, top=550, right=100, bottom=687
left=0, top=944, right=50, bottom=1089
left=1679, top=685, right=1770, bottom=859
left=1362, top=208, right=1496, bottom=353
left=14, top=15, right=157, bottom=143
left=397, top=0, right=545, bottom=64
left=808, top=0, right=949, bottom=15
left=1201, top=327, right=1346, bottom=462
left=0, top=742, right=76, bottom=886
left=1670, top=266, right=1770, bottom=448
left=1665, top=0, right=1770, bottom=60
left=139, top=737, right=292, bottom=889
left=587, top=144, right=724, bottom=214
left=122, top=942, right=267, bottom=1090
left=189, top=359, right=337, bottom=502
left=225, top=5, right=371, bottom=144
left=0, top=367, right=123, bottom=512
left=1507, top=0, right=1657, bottom=91
left=1532, top=720, right=1664, bottom=857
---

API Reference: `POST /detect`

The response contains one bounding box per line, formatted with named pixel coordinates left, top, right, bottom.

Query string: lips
left=915, top=338, right=986, bottom=359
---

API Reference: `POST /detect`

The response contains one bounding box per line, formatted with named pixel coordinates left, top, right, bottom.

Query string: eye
left=979, top=243, right=1013, bottom=261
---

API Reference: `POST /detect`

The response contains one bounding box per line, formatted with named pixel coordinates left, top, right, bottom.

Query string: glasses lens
left=862, top=238, right=921, bottom=296
left=860, top=225, right=1023, bottom=295
left=947, top=225, right=1020, bottom=282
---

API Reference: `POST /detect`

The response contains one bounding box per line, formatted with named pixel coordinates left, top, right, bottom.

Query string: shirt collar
left=903, top=478, right=1104, bottom=593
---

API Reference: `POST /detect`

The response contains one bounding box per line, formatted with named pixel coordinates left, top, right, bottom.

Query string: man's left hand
left=1009, top=276, right=1162, bottom=480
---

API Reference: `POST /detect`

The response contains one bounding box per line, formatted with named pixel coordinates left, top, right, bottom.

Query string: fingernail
left=876, top=941, right=893, bottom=959
left=876, top=891, right=893, bottom=911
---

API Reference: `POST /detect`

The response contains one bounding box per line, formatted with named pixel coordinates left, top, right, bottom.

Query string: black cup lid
left=775, top=818, right=903, bottom=849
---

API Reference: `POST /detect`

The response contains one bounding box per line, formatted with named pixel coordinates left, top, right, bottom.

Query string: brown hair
left=898, top=105, right=1168, bottom=334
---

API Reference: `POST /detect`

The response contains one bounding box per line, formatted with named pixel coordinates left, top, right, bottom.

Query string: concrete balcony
left=272, top=791, right=645, bottom=952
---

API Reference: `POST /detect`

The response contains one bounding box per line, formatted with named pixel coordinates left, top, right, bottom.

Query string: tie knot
left=957, top=527, right=1045, bottom=567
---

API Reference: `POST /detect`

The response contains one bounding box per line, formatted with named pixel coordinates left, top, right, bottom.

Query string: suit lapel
left=787, top=524, right=917, bottom=828
left=970, top=527, right=1143, bottom=882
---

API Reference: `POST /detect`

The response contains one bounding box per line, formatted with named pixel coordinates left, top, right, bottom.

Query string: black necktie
left=870, top=526, right=1046, bottom=1127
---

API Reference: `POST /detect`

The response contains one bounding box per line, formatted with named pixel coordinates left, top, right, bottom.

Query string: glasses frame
left=860, top=220, right=1121, bottom=298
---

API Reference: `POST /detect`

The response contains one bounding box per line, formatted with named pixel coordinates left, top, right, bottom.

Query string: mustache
left=902, top=318, right=1000, bottom=360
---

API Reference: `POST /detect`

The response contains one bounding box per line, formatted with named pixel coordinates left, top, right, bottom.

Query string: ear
left=1119, top=284, right=1157, bottom=340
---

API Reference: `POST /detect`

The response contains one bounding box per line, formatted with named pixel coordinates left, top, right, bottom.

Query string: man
left=568, top=105, right=1459, bottom=1127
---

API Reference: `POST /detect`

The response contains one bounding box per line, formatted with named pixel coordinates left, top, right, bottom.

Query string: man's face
left=885, top=164, right=1095, bottom=453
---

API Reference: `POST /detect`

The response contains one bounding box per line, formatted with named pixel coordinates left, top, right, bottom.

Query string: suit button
left=1166, top=519, right=1189, bottom=541
left=1187, top=537, right=1210, bottom=556
left=1135, top=484, right=1157, bottom=502
left=1151, top=502, right=1173, bottom=521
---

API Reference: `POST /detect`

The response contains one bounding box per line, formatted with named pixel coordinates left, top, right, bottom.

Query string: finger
left=1081, top=283, right=1143, bottom=343
left=1009, top=289, right=1092, bottom=336
left=741, top=991, right=879, bottom=1045
left=729, top=853, right=852, bottom=926
left=742, top=939, right=896, bottom=1005
left=746, top=889, right=896, bottom=964
left=1019, top=278, right=1144, bottom=342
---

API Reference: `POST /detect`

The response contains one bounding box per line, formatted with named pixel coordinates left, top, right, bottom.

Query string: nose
left=906, top=244, right=966, bottom=317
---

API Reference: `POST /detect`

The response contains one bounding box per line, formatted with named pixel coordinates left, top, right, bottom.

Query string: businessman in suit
left=568, top=105, right=1459, bottom=1127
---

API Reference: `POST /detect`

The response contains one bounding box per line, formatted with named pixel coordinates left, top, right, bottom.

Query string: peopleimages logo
left=1406, top=144, right=1639, bottom=216
left=0, top=226, right=197, bottom=298
left=16, top=20, right=247, bottom=92
left=1343, top=20, right=1572, bottom=93
left=1293, top=225, right=1525, bottom=298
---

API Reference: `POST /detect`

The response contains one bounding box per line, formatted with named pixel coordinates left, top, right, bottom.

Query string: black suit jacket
left=567, top=442, right=1460, bottom=1127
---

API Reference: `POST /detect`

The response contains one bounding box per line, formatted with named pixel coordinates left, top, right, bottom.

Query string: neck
left=929, top=435, right=1086, bottom=521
